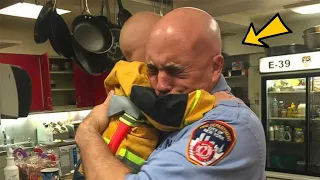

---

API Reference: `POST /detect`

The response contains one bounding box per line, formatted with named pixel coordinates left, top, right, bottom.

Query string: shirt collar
left=211, top=75, right=231, bottom=94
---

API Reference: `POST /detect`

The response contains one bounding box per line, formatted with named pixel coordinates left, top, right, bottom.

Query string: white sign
left=259, top=51, right=320, bottom=73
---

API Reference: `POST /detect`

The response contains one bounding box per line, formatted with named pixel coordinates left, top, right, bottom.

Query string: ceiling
left=1, top=0, right=320, bottom=40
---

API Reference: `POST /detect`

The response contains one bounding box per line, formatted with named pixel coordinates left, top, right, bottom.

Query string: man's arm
left=75, top=90, right=132, bottom=180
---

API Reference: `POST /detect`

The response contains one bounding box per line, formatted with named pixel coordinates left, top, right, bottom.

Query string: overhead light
left=284, top=0, right=320, bottom=14
left=0, top=2, right=71, bottom=19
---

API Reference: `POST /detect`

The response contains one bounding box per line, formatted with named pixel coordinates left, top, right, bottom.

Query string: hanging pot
left=117, top=0, right=132, bottom=27
left=72, top=0, right=113, bottom=54
left=49, top=0, right=73, bottom=59
left=303, top=25, right=320, bottom=51
left=34, top=0, right=54, bottom=43
left=264, top=44, right=307, bottom=57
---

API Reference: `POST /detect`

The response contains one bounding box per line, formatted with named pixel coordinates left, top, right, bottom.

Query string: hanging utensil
left=72, top=37, right=113, bottom=75
left=34, top=0, right=54, bottom=44
left=159, top=0, right=163, bottom=16
left=106, top=0, right=125, bottom=63
left=97, top=0, right=113, bottom=28
left=117, top=0, right=132, bottom=27
left=152, top=0, right=156, bottom=13
left=72, top=0, right=114, bottom=75
left=49, top=0, right=73, bottom=59
left=72, top=0, right=113, bottom=54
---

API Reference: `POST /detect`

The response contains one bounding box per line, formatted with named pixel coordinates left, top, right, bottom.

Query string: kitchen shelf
left=51, top=88, right=75, bottom=92
left=269, top=117, right=305, bottom=121
left=268, top=91, right=305, bottom=94
left=50, top=71, right=74, bottom=74
left=225, top=75, right=248, bottom=79
left=268, top=91, right=320, bottom=94
left=269, top=141, right=305, bottom=145
left=52, top=105, right=77, bottom=111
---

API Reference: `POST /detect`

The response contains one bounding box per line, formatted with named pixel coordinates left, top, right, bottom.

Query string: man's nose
left=156, top=71, right=173, bottom=95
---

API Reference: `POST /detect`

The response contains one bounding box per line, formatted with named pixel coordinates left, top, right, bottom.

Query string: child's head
left=119, top=12, right=161, bottom=62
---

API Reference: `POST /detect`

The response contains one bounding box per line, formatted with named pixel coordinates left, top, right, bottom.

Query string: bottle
left=269, top=125, right=275, bottom=141
left=284, top=126, right=292, bottom=142
left=291, top=102, right=297, bottom=117
left=279, top=125, right=285, bottom=141
left=274, top=125, right=279, bottom=141
left=271, top=97, right=279, bottom=117
left=287, top=107, right=292, bottom=118
left=278, top=101, right=284, bottom=117
left=4, top=147, right=19, bottom=180
left=291, top=102, right=296, bottom=111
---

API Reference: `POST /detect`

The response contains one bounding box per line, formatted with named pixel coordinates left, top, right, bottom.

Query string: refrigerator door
left=265, top=78, right=307, bottom=172
left=309, top=76, right=320, bottom=174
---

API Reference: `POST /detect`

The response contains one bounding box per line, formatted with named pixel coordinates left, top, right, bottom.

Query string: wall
left=0, top=18, right=57, bottom=55
left=222, top=18, right=320, bottom=55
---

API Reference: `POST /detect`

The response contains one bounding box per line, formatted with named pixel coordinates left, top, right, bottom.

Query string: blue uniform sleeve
left=125, top=102, right=266, bottom=180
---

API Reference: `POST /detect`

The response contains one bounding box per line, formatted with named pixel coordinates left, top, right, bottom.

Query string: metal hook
left=82, top=0, right=91, bottom=14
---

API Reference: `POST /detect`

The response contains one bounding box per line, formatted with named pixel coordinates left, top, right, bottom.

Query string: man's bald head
left=119, top=12, right=161, bottom=62
left=146, top=7, right=224, bottom=95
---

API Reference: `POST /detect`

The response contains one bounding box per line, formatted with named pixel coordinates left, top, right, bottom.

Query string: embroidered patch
left=187, top=120, right=236, bottom=166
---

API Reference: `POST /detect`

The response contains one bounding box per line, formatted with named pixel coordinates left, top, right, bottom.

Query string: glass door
left=309, top=76, right=320, bottom=174
left=266, top=78, right=307, bottom=172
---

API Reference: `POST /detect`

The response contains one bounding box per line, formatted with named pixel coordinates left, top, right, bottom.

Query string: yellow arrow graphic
left=242, top=13, right=292, bottom=48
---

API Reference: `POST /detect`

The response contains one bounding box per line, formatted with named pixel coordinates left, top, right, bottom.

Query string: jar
left=298, top=103, right=306, bottom=118
left=64, top=62, right=71, bottom=71
left=50, top=64, right=59, bottom=71
left=294, top=128, right=304, bottom=143
left=281, top=109, right=287, bottom=118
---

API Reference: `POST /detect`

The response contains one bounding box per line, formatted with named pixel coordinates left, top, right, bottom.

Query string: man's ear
left=211, top=54, right=224, bottom=83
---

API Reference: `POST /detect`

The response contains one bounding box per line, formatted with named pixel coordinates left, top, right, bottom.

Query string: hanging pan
left=72, top=0, right=113, bottom=54
left=49, top=0, right=73, bottom=59
left=72, top=36, right=115, bottom=75
left=71, top=0, right=114, bottom=75
left=117, top=0, right=132, bottom=27
left=34, top=0, right=54, bottom=43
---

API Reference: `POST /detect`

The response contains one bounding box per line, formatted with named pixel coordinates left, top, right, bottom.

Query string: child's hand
left=213, top=91, right=241, bottom=107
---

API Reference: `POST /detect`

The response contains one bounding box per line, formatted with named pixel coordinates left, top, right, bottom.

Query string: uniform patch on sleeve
left=186, top=120, right=236, bottom=166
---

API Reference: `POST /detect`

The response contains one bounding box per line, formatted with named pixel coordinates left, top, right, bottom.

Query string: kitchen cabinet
left=46, top=57, right=110, bottom=110
left=0, top=53, right=46, bottom=112
left=0, top=53, right=110, bottom=113
left=73, top=61, right=94, bottom=108
left=91, top=71, right=110, bottom=105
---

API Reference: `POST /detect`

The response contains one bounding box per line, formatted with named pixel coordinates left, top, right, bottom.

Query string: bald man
left=75, top=7, right=266, bottom=180
left=120, top=12, right=161, bottom=62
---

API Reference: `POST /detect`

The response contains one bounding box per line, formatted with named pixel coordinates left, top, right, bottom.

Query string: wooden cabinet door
left=0, top=53, right=44, bottom=112
left=91, top=72, right=109, bottom=105
left=39, top=53, right=52, bottom=111
left=73, top=62, right=94, bottom=108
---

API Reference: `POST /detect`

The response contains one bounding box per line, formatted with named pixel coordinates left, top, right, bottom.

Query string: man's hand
left=81, top=90, right=114, bottom=134
left=75, top=90, right=131, bottom=180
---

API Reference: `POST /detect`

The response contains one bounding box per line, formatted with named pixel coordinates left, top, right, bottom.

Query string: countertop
left=41, top=139, right=77, bottom=148
left=0, top=139, right=77, bottom=156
